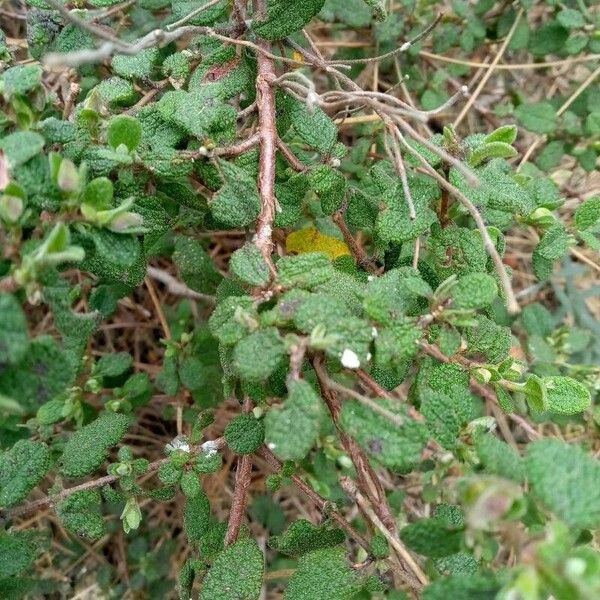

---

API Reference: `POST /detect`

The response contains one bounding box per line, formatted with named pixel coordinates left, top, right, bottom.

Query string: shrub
left=1, top=0, right=600, bottom=598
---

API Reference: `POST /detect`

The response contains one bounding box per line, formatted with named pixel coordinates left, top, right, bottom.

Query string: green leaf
left=0, top=531, right=45, bottom=578
left=529, top=23, right=569, bottom=57
left=233, top=328, right=285, bottom=381
left=180, top=471, right=202, bottom=498
left=464, top=315, right=512, bottom=363
left=0, top=294, right=29, bottom=365
left=277, top=253, right=335, bottom=289
left=0, top=335, right=75, bottom=411
left=526, top=439, right=600, bottom=529
left=319, top=0, right=373, bottom=28
left=361, top=0, right=385, bottom=20
left=0, top=440, right=51, bottom=507
left=536, top=225, right=571, bottom=261
left=422, top=574, right=499, bottom=600
left=225, top=413, right=265, bottom=454
left=253, top=0, right=326, bottom=40
left=93, top=352, right=133, bottom=379
left=265, top=379, right=322, bottom=461
left=249, top=495, right=286, bottom=534
left=363, top=267, right=431, bottom=323
left=171, top=0, right=227, bottom=26
left=284, top=547, right=366, bottom=600
left=575, top=196, right=600, bottom=230
left=171, top=90, right=237, bottom=142
left=270, top=519, right=345, bottom=557
left=292, top=294, right=372, bottom=364
left=586, top=112, right=600, bottom=136
left=451, top=273, right=498, bottom=310
left=484, top=124, right=518, bottom=144
left=374, top=318, right=422, bottom=367
left=536, top=139, right=565, bottom=171
left=522, top=374, right=547, bottom=412
left=107, top=115, right=142, bottom=151
left=543, top=376, right=591, bottom=415
left=474, top=432, right=525, bottom=482
left=375, top=184, right=437, bottom=243
left=199, top=538, right=264, bottom=600
left=1, top=64, right=42, bottom=96
left=111, top=48, right=160, bottom=80
left=340, top=399, right=427, bottom=472
left=420, top=385, right=478, bottom=450
left=521, top=302, right=554, bottom=337
left=184, top=492, right=212, bottom=545
left=288, top=97, right=337, bottom=154
left=173, top=235, right=221, bottom=294
left=230, top=244, right=271, bottom=287
left=308, top=165, right=346, bottom=214
left=61, top=413, right=132, bottom=477
left=468, top=141, right=517, bottom=167
left=556, top=8, right=585, bottom=29
left=93, top=77, right=138, bottom=107
left=211, top=160, right=261, bottom=227
left=209, top=295, right=258, bottom=347
left=76, top=227, right=142, bottom=284
left=0, top=131, right=44, bottom=168
left=514, top=102, right=557, bottom=134
left=434, top=553, right=479, bottom=577
left=400, top=518, right=463, bottom=558
left=57, top=489, right=106, bottom=540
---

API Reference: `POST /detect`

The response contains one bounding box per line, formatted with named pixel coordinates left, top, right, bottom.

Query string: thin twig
left=400, top=133, right=520, bottom=314
left=146, top=266, right=216, bottom=303
left=258, top=446, right=370, bottom=552
left=331, top=207, right=378, bottom=273
left=5, top=438, right=225, bottom=519
left=166, top=0, right=224, bottom=31
left=276, top=138, right=306, bottom=172
left=519, top=64, right=600, bottom=166
left=145, top=276, right=172, bottom=339
left=328, top=13, right=443, bottom=66
left=312, top=357, right=399, bottom=536
left=419, top=50, right=600, bottom=71
left=453, top=9, right=523, bottom=128
left=340, top=477, right=428, bottom=588
left=325, top=378, right=406, bottom=427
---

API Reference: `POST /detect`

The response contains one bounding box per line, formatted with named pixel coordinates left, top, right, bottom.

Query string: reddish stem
left=312, top=357, right=398, bottom=536
left=224, top=453, right=253, bottom=546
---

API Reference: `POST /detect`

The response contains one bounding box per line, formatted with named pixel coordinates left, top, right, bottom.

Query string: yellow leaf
left=292, top=51, right=304, bottom=64
left=286, top=227, right=351, bottom=260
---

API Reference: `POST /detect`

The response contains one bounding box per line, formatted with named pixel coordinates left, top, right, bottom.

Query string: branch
left=253, top=4, right=278, bottom=273
left=312, top=356, right=398, bottom=536
left=328, top=13, right=443, bottom=67
left=258, top=446, right=370, bottom=553
left=183, top=133, right=261, bottom=159
left=225, top=399, right=254, bottom=546
left=331, top=206, right=379, bottom=273
left=5, top=438, right=225, bottom=519
left=166, top=0, right=224, bottom=30
left=395, top=132, right=520, bottom=314
left=340, top=477, right=428, bottom=589
left=224, top=453, right=253, bottom=545
left=42, top=0, right=243, bottom=67
left=276, top=138, right=306, bottom=172
left=420, top=342, right=539, bottom=439
left=146, top=266, right=216, bottom=304
left=324, top=376, right=406, bottom=427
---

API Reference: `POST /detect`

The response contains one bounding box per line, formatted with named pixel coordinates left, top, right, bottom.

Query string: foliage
left=0, top=0, right=599, bottom=598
